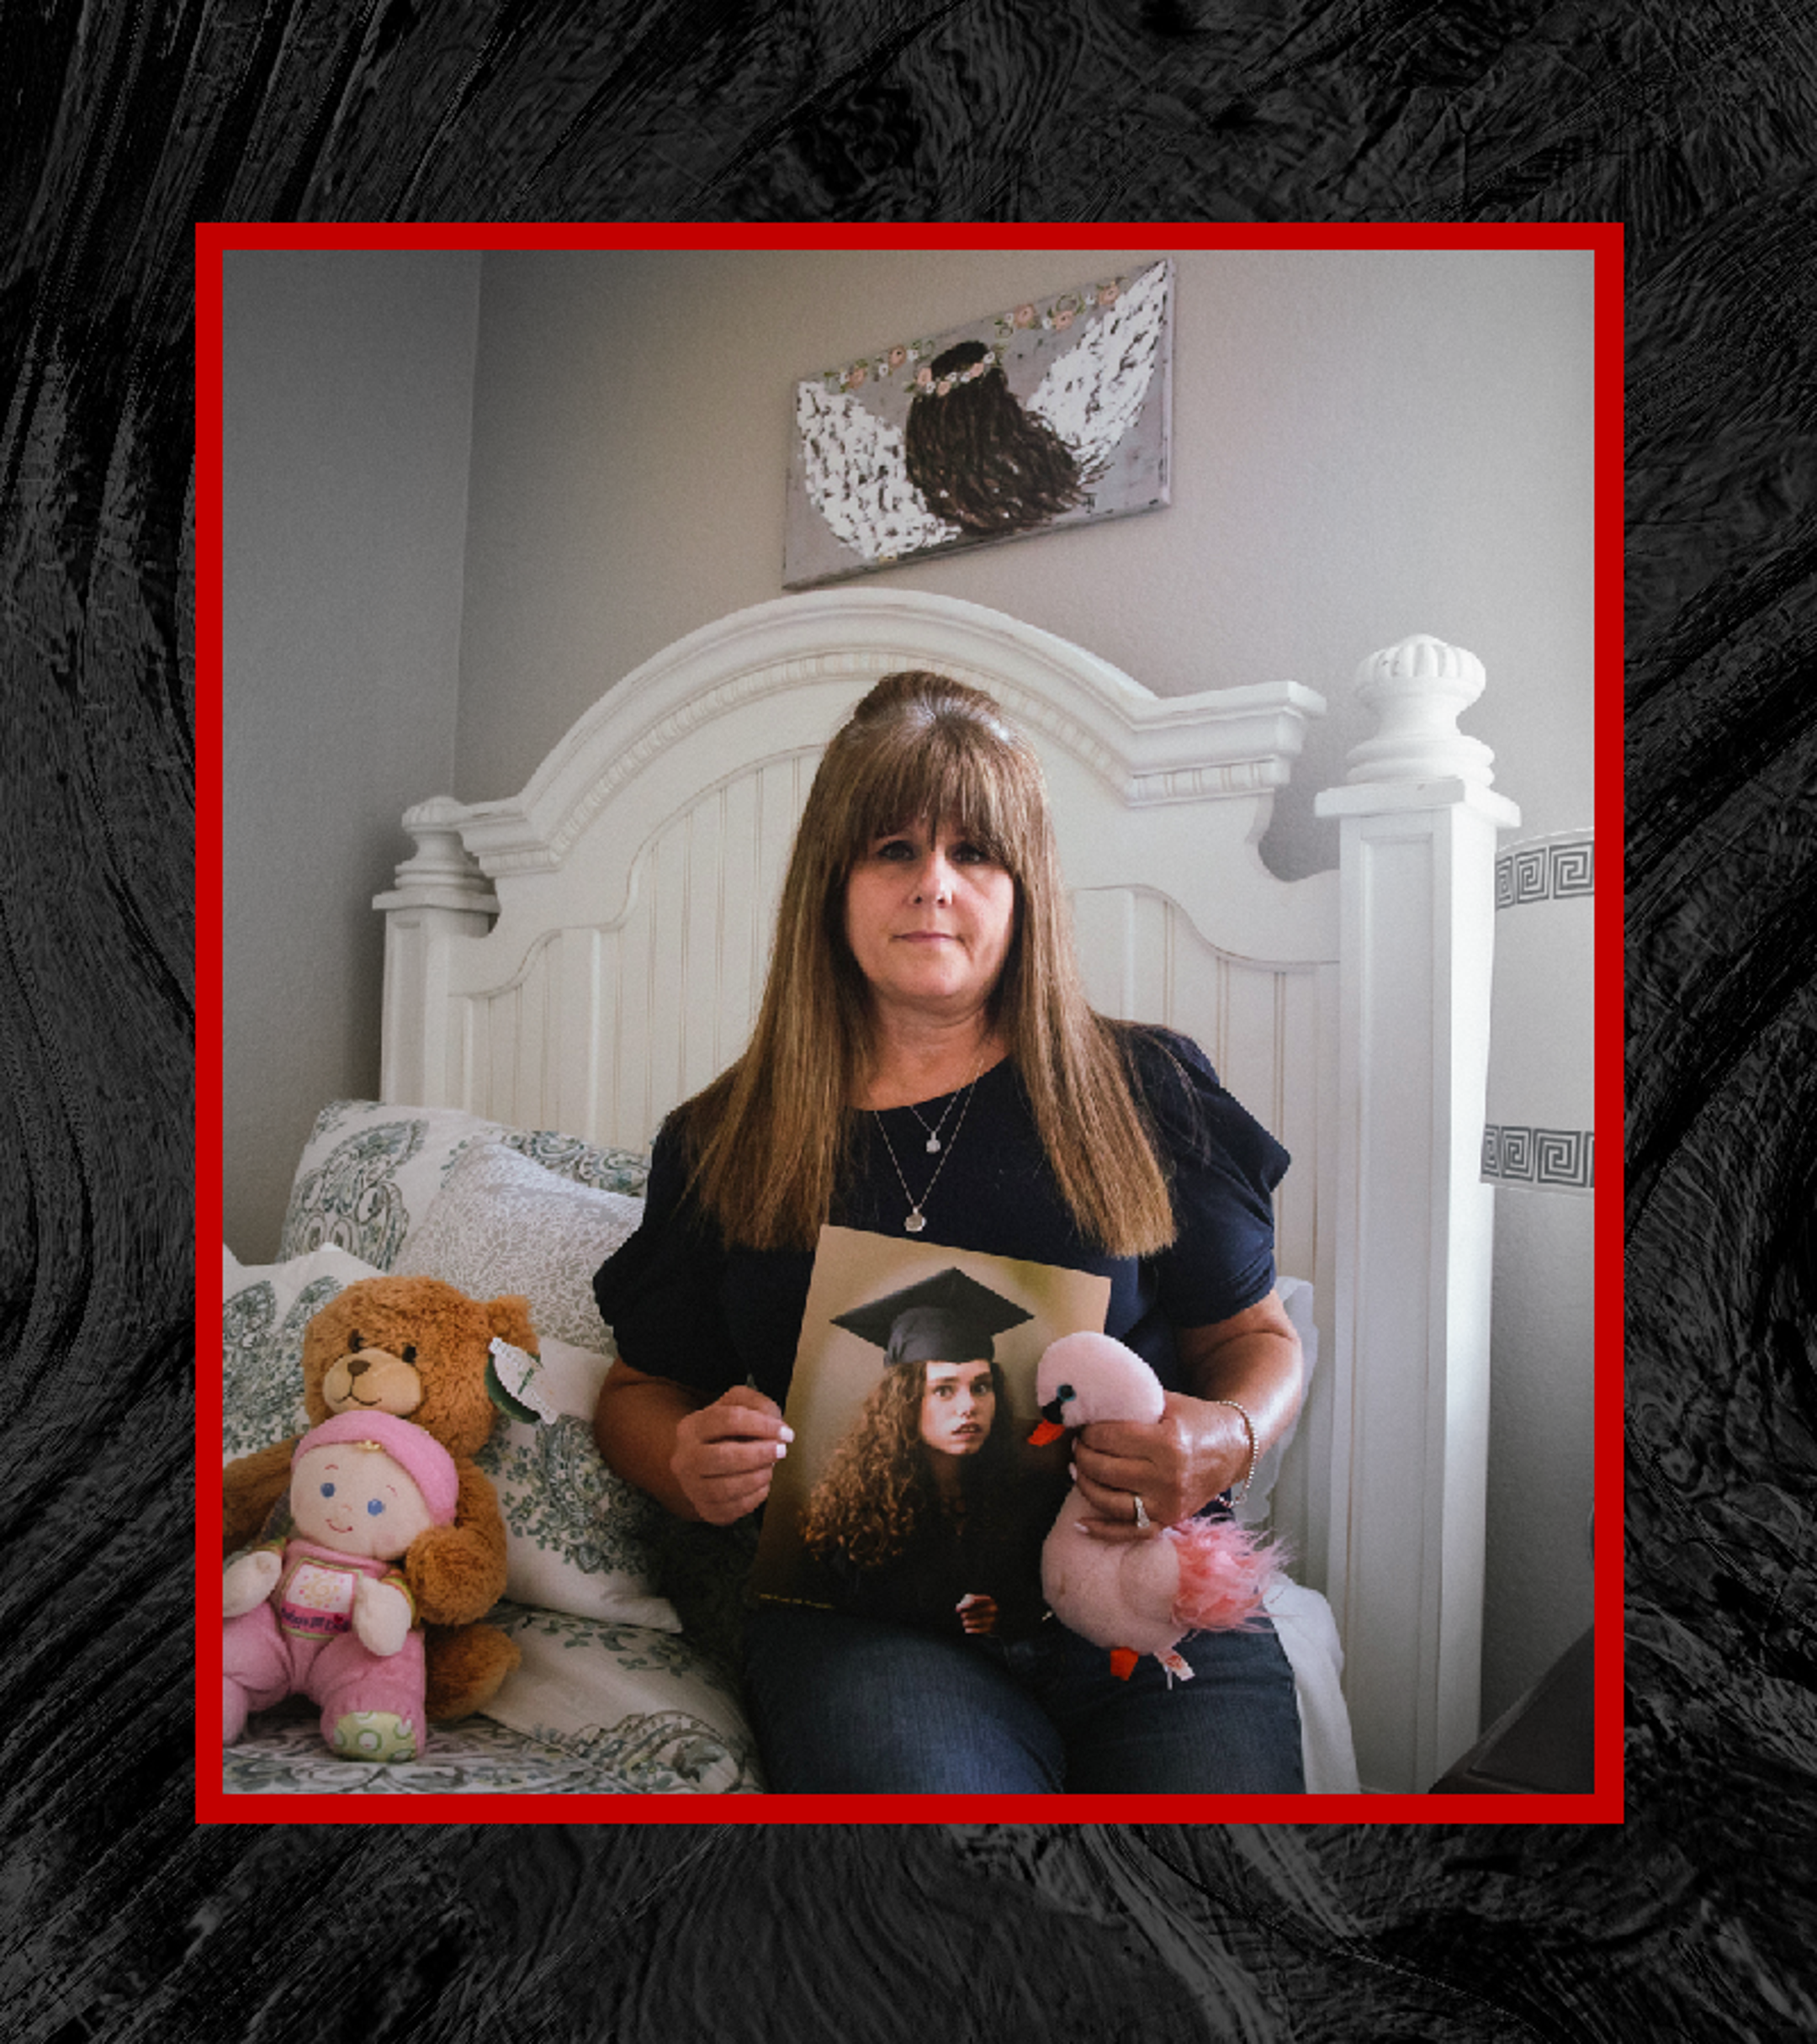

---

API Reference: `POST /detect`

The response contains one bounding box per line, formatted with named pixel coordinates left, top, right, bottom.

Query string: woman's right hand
left=596, top=1359, right=792, bottom=1524
left=670, top=1386, right=794, bottom=1524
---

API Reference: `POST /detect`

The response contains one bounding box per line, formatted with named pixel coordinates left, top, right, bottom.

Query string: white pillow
left=221, top=1242, right=385, bottom=1460
left=474, top=1333, right=681, bottom=1631
left=391, top=1140, right=644, bottom=1350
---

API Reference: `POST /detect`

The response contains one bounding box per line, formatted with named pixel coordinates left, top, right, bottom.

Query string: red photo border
left=194, top=219, right=1624, bottom=1826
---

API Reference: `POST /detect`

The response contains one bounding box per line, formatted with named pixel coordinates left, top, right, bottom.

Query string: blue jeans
left=743, top=1605, right=1304, bottom=1794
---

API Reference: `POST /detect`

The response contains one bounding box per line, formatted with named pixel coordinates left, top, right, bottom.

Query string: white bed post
left=373, top=796, right=499, bottom=1107
left=1315, top=636, right=1521, bottom=1794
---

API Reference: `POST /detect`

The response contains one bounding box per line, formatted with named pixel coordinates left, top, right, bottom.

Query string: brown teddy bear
left=222, top=1274, right=527, bottom=1724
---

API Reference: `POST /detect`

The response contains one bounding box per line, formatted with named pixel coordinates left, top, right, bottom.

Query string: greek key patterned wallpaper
left=1484, top=831, right=1595, bottom=1191
left=1481, top=1122, right=1596, bottom=1189
left=1495, top=831, right=1595, bottom=909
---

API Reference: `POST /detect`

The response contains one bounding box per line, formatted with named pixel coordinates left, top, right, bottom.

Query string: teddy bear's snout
left=323, top=1345, right=426, bottom=1418
left=347, top=1345, right=411, bottom=1375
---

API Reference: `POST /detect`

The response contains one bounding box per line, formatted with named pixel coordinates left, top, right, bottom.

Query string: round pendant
left=905, top=1211, right=926, bottom=1234
left=925, top=1136, right=941, bottom=1153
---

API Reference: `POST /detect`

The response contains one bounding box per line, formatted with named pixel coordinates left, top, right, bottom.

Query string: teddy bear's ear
left=485, top=1295, right=539, bottom=1355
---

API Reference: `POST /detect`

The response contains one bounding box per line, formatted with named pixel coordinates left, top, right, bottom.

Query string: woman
left=592, top=669, right=1306, bottom=1793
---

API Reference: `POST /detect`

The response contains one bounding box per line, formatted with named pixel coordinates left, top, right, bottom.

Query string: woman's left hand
left=1072, top=1391, right=1249, bottom=1541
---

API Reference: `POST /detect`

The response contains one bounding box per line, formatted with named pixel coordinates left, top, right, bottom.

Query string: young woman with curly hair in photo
left=798, top=1349, right=1049, bottom=1639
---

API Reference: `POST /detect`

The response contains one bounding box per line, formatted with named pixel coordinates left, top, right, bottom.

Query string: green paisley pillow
left=474, top=1333, right=681, bottom=1632
left=277, top=1100, right=650, bottom=1272
left=481, top=1603, right=763, bottom=1793
left=221, top=1242, right=386, bottom=1462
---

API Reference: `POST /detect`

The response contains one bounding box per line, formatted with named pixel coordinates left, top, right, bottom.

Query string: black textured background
left=5, top=3, right=1814, bottom=2039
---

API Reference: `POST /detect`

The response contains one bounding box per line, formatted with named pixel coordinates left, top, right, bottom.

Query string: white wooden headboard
left=374, top=588, right=1518, bottom=1793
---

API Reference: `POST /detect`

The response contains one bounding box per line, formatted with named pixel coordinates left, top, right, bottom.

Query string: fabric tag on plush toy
left=278, top=1559, right=359, bottom=1638
left=487, top=1337, right=557, bottom=1425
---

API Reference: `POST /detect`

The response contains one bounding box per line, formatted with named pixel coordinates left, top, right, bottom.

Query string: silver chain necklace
left=871, top=1062, right=987, bottom=1233
left=904, top=1086, right=967, bottom=1154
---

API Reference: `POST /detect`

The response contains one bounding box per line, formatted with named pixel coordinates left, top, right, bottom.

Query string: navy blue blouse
left=592, top=1027, right=1288, bottom=1406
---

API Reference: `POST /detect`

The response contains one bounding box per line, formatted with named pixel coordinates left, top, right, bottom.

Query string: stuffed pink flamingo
left=1030, top=1331, right=1274, bottom=1681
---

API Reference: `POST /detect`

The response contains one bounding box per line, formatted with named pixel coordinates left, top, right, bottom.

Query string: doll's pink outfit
left=222, top=1538, right=428, bottom=1751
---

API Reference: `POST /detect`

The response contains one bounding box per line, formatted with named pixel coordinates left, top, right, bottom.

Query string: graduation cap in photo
left=832, top=1266, right=1034, bottom=1370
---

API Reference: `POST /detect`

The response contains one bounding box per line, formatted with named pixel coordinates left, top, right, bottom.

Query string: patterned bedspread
left=220, top=1602, right=766, bottom=1796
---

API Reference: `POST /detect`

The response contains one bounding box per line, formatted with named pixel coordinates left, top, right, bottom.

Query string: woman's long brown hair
left=677, top=669, right=1177, bottom=1256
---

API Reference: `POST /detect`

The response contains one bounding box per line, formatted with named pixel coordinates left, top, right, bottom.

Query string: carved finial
left=373, top=795, right=500, bottom=915
left=1343, top=635, right=1497, bottom=787
left=390, top=797, right=487, bottom=888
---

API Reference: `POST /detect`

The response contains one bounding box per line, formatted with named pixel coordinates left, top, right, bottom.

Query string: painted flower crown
left=820, top=278, right=1127, bottom=400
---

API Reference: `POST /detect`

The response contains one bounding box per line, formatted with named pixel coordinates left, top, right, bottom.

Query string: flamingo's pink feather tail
left=1168, top=1517, right=1277, bottom=1632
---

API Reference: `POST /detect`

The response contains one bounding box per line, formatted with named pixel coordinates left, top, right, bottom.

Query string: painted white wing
left=795, top=381, right=960, bottom=561
left=1027, top=261, right=1169, bottom=484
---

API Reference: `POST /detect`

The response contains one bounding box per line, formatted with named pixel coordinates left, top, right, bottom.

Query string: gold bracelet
left=1207, top=1398, right=1259, bottom=1503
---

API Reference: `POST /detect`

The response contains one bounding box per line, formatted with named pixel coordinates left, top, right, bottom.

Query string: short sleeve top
left=592, top=1026, right=1288, bottom=1407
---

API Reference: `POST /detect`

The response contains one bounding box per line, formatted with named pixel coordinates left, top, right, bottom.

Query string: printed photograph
left=751, top=1228, right=1112, bottom=1638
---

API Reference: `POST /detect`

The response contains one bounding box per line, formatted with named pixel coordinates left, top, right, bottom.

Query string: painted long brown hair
left=677, top=668, right=1178, bottom=1255
left=903, top=341, right=1082, bottom=533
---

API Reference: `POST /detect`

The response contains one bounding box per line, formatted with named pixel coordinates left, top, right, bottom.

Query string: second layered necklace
left=871, top=1059, right=988, bottom=1234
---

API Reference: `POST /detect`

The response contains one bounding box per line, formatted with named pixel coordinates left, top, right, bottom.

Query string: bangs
left=844, top=721, right=1038, bottom=871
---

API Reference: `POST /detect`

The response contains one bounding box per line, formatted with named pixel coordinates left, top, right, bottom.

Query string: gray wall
left=455, top=247, right=1593, bottom=876
left=222, top=249, right=481, bottom=1256
left=221, top=244, right=1595, bottom=1732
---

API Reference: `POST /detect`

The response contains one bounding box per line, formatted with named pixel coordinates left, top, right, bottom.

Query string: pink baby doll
left=221, top=1410, right=459, bottom=1761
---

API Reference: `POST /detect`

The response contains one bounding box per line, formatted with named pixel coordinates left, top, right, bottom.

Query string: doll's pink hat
left=294, top=1411, right=459, bottom=1524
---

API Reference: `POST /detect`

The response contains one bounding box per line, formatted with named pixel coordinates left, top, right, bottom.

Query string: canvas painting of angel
left=783, top=259, right=1173, bottom=588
